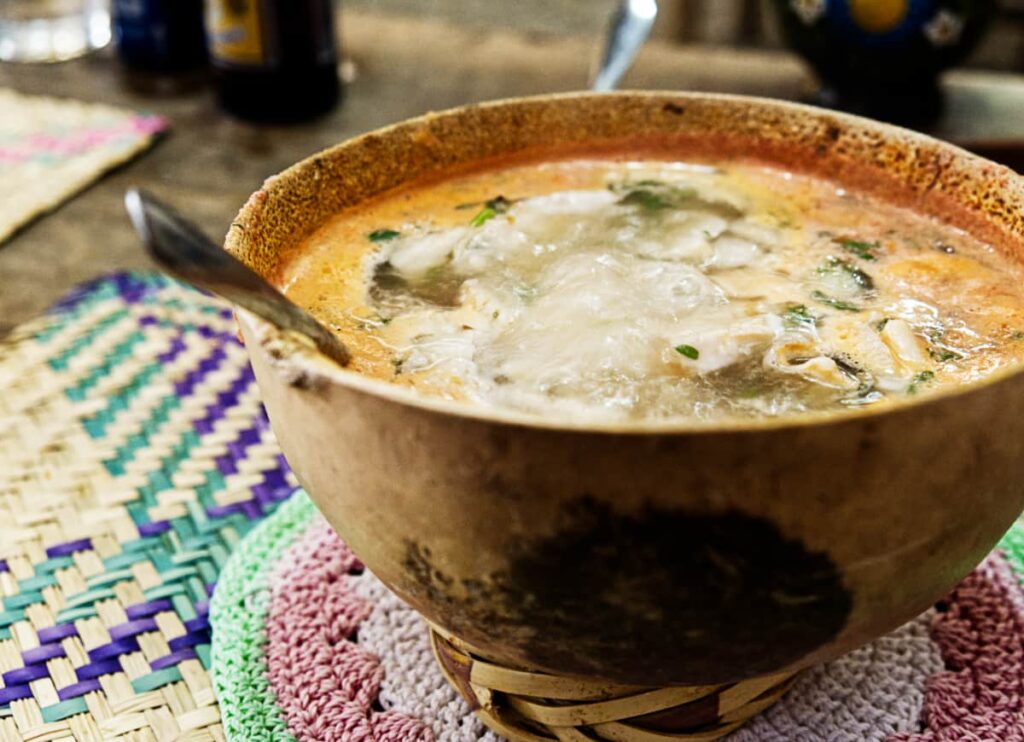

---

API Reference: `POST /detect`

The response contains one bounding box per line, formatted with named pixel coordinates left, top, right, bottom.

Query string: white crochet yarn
left=352, top=572, right=502, bottom=742
left=351, top=567, right=940, bottom=741
left=728, top=611, right=941, bottom=741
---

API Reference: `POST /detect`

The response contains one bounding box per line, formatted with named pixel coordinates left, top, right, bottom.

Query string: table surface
left=1, top=10, right=1022, bottom=334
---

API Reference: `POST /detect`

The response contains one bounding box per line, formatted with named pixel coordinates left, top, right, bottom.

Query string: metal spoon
left=125, top=188, right=351, bottom=366
left=591, top=0, right=658, bottom=92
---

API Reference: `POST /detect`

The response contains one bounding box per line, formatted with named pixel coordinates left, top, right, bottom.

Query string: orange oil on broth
left=279, top=159, right=1024, bottom=422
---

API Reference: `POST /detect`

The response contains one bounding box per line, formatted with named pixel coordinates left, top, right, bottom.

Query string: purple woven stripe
left=252, top=466, right=294, bottom=505
left=192, top=366, right=255, bottom=433
left=50, top=273, right=164, bottom=313
left=215, top=454, right=234, bottom=475
left=108, top=618, right=158, bottom=641
left=57, top=678, right=103, bottom=701
left=194, top=599, right=209, bottom=616
left=37, top=623, right=78, bottom=643
left=45, top=538, right=92, bottom=558
left=3, top=664, right=50, bottom=684
left=197, top=324, right=236, bottom=343
left=0, top=684, right=33, bottom=704
left=0, top=559, right=8, bottom=573
left=205, top=498, right=263, bottom=520
left=168, top=632, right=208, bottom=652
left=174, top=346, right=230, bottom=399
left=137, top=520, right=171, bottom=537
left=149, top=648, right=196, bottom=670
left=22, top=643, right=65, bottom=664
left=125, top=599, right=173, bottom=620
left=76, top=659, right=122, bottom=680
left=87, top=638, right=139, bottom=662
left=156, top=336, right=188, bottom=364
left=205, top=502, right=245, bottom=519
left=184, top=616, right=209, bottom=633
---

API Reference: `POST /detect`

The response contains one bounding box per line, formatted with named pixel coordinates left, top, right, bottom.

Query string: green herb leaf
left=674, top=344, right=700, bottom=360
left=907, top=370, right=935, bottom=395
left=614, top=181, right=699, bottom=211
left=485, top=195, right=513, bottom=212
left=784, top=303, right=816, bottom=328
left=618, top=189, right=676, bottom=210
left=811, top=290, right=860, bottom=312
left=458, top=194, right=517, bottom=212
left=929, top=348, right=962, bottom=362
left=835, top=238, right=880, bottom=261
left=820, top=256, right=875, bottom=290
left=368, top=228, right=400, bottom=242
left=469, top=206, right=497, bottom=227
left=875, top=318, right=890, bottom=332
left=842, top=383, right=883, bottom=407
left=1011, top=330, right=1024, bottom=340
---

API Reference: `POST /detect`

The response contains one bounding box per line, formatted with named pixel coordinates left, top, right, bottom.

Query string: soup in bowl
left=225, top=94, right=1024, bottom=693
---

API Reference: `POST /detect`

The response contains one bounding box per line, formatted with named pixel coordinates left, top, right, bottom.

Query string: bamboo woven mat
left=0, top=272, right=297, bottom=741
left=0, top=90, right=166, bottom=245
left=5, top=271, right=1024, bottom=741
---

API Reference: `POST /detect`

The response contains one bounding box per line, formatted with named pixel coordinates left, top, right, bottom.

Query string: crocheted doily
left=210, top=491, right=1024, bottom=742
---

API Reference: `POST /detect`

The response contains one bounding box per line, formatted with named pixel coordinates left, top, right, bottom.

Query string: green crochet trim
left=210, top=490, right=318, bottom=742
left=998, top=518, right=1024, bottom=579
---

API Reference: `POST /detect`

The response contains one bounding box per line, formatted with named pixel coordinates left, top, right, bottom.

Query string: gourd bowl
left=224, top=92, right=1024, bottom=687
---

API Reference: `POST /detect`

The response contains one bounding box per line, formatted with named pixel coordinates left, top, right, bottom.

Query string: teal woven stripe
left=48, top=309, right=128, bottom=371
left=87, top=569, right=135, bottom=589
left=196, top=643, right=212, bottom=669
left=4, top=591, right=43, bottom=611
left=172, top=593, right=198, bottom=622
left=98, top=388, right=187, bottom=465
left=63, top=587, right=116, bottom=610
left=33, top=556, right=75, bottom=575
left=84, top=370, right=181, bottom=439
left=41, top=697, right=89, bottom=723
left=18, top=574, right=56, bottom=592
left=132, top=666, right=182, bottom=693
left=0, top=610, right=25, bottom=629
left=55, top=605, right=97, bottom=623
left=65, top=330, right=147, bottom=401
left=210, top=491, right=319, bottom=742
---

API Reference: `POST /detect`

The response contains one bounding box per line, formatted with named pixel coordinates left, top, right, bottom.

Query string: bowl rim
left=228, top=89, right=1024, bottom=436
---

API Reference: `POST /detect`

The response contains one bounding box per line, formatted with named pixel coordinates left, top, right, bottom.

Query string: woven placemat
left=0, top=89, right=166, bottom=244
left=0, top=272, right=297, bottom=740
left=211, top=495, right=1024, bottom=742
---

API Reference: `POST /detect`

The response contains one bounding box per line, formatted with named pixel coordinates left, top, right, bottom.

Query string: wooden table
left=1, top=10, right=1022, bottom=334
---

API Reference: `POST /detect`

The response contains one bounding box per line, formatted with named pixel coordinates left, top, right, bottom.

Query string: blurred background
left=1, top=0, right=1022, bottom=334
left=354, top=0, right=1024, bottom=70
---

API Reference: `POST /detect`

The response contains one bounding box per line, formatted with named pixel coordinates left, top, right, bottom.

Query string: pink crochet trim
left=264, top=519, right=432, bottom=741
left=890, top=551, right=1024, bottom=742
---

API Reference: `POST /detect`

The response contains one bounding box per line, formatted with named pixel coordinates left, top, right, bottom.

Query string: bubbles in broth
left=281, top=160, right=1024, bottom=422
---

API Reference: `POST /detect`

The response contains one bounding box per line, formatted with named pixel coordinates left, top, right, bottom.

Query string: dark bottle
left=205, top=0, right=341, bottom=123
left=112, top=0, right=207, bottom=75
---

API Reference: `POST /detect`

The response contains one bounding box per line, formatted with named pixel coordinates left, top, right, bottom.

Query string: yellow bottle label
left=206, top=0, right=265, bottom=66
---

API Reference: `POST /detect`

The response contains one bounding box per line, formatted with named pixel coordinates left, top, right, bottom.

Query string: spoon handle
left=591, top=0, right=659, bottom=92
left=125, top=189, right=350, bottom=366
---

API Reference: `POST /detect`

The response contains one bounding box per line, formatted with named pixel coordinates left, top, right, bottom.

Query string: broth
left=280, top=159, right=1024, bottom=422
